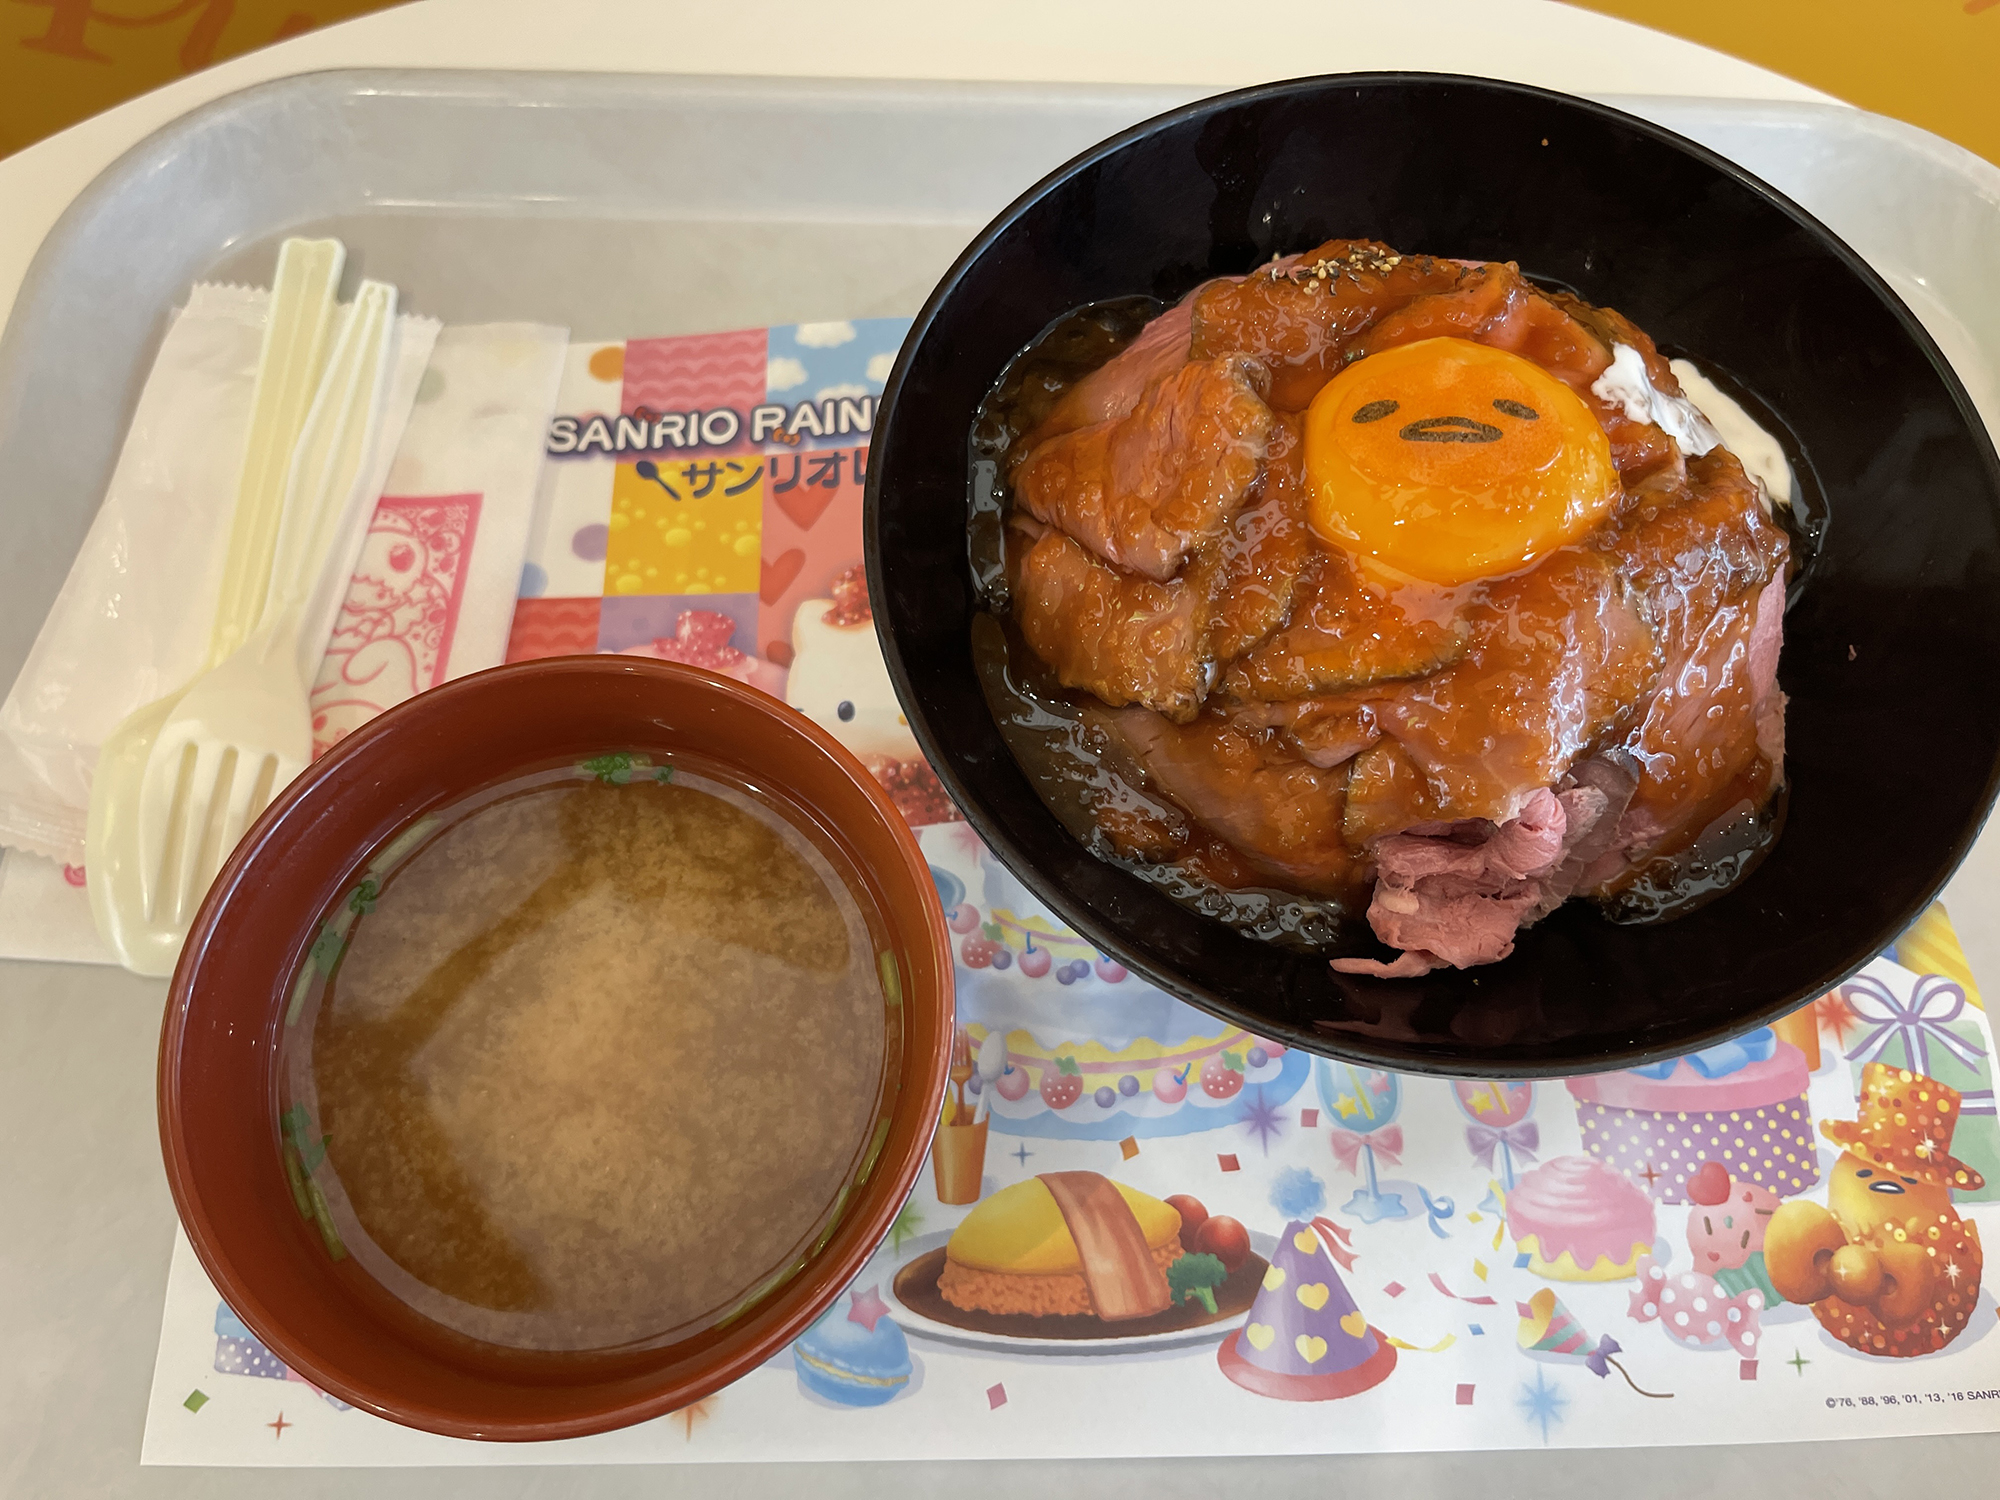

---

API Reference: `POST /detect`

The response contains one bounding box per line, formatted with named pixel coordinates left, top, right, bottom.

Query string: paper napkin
left=0, top=294, right=564, bottom=964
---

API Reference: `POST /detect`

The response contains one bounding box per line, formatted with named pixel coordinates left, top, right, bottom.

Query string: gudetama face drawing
left=1766, top=1152, right=1972, bottom=1331
left=1303, top=337, right=1619, bottom=584
left=1826, top=1152, right=1955, bottom=1238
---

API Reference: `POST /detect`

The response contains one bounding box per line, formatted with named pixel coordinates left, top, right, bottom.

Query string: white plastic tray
left=2, top=70, right=1999, bottom=1495
left=3, top=76, right=1996, bottom=691
left=4, top=73, right=1999, bottom=973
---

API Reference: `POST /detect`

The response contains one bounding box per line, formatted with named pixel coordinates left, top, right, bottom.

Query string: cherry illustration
left=1018, top=937, right=1052, bottom=979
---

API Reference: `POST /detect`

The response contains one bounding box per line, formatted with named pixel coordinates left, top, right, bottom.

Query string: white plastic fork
left=87, top=237, right=346, bottom=975
left=133, top=279, right=400, bottom=947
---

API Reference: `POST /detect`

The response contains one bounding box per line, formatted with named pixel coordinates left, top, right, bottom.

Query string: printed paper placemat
left=143, top=318, right=2000, bottom=1464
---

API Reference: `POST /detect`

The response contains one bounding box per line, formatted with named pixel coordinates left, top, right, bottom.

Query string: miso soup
left=278, top=754, right=897, bottom=1353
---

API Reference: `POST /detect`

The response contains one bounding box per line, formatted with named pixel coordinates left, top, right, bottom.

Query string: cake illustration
left=1764, top=1064, right=1986, bottom=1358
left=784, top=564, right=960, bottom=826
left=1216, top=1218, right=1396, bottom=1400
left=939, top=1172, right=1184, bottom=1320
left=1684, top=1158, right=1782, bottom=1304
left=791, top=1284, right=912, bottom=1407
left=1565, top=1027, right=1819, bottom=1204
left=946, top=845, right=1310, bottom=1139
left=1505, top=1154, right=1657, bottom=1281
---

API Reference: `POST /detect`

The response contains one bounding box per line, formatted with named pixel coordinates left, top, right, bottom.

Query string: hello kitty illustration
left=784, top=565, right=919, bottom=761
left=785, top=564, right=959, bottom=826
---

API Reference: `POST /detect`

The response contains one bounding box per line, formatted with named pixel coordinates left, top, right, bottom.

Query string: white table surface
left=7, top=1, right=1998, bottom=1494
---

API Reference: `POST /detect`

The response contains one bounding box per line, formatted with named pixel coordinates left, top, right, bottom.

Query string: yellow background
left=2, top=2, right=400, bottom=157
left=1, top=2, right=1996, bottom=164
left=1567, top=0, right=1999, bottom=167
left=605, top=459, right=762, bottom=597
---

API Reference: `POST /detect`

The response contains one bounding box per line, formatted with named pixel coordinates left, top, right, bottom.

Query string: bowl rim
left=864, top=70, right=2000, bottom=1079
left=157, top=655, right=954, bottom=1439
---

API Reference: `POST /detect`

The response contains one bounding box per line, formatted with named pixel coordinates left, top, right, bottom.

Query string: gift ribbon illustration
left=1329, top=1123, right=1402, bottom=1174
left=1417, top=1187, right=1455, bottom=1239
left=1428, top=1271, right=1498, bottom=1306
left=1307, top=1215, right=1359, bottom=1272
left=1843, top=974, right=1991, bottom=1111
left=1464, top=1119, right=1539, bottom=1173
left=1629, top=1027, right=1774, bottom=1080
left=1383, top=1331, right=1458, bottom=1353
left=1581, top=1334, right=1622, bottom=1378
left=1362, top=1210, right=1459, bottom=1352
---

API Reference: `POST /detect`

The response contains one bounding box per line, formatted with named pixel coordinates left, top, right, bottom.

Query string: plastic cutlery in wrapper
left=210, top=241, right=350, bottom=661
left=87, top=261, right=405, bottom=974
left=1, top=275, right=546, bottom=965
left=86, top=237, right=344, bottom=973
left=143, top=282, right=402, bottom=931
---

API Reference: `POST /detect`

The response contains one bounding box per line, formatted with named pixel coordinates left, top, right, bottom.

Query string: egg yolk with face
left=1302, top=337, right=1619, bottom=584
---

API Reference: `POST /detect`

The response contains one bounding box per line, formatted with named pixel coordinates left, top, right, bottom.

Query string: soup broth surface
left=281, top=757, right=892, bottom=1353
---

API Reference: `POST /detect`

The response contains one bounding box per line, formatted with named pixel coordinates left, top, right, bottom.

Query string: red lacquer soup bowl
left=158, top=657, right=951, bottom=1440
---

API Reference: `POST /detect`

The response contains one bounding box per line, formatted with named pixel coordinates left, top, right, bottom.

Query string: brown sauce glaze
left=968, top=241, right=1810, bottom=954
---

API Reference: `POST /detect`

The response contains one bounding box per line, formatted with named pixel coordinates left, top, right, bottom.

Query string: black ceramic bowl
left=865, top=73, right=2000, bottom=1077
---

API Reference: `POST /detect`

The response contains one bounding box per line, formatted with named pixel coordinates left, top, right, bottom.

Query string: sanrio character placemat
left=142, top=320, right=2000, bottom=1465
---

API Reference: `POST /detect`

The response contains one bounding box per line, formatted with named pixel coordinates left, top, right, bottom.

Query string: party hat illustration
left=1517, top=1287, right=1670, bottom=1398
left=1218, top=1205, right=1396, bottom=1401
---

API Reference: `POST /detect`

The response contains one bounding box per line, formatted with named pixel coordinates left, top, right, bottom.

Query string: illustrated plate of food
left=883, top=1170, right=1274, bottom=1353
